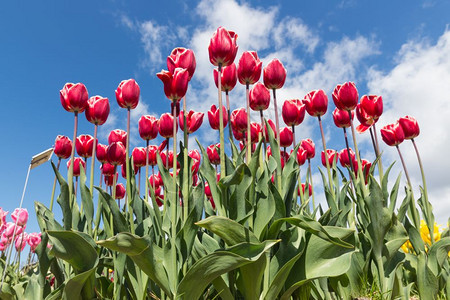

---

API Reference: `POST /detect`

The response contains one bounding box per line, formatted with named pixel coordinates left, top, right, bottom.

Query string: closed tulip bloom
left=76, top=134, right=95, bottom=158
left=67, top=157, right=86, bottom=177
left=157, top=68, right=190, bottom=102
left=239, top=141, right=256, bottom=152
left=207, top=144, right=220, bottom=165
left=208, top=104, right=228, bottom=130
left=107, top=142, right=126, bottom=165
left=160, top=151, right=177, bottom=169
left=233, top=128, right=245, bottom=141
left=4, top=222, right=23, bottom=238
left=0, top=208, right=8, bottom=227
left=300, top=138, right=315, bottom=159
left=96, top=143, right=109, bottom=164
left=231, top=108, right=248, bottom=133
left=179, top=110, right=204, bottom=134
left=264, top=119, right=277, bottom=141
left=380, top=122, right=405, bottom=146
left=108, top=129, right=127, bottom=146
left=115, top=79, right=140, bottom=109
left=354, top=159, right=371, bottom=183
left=54, top=135, right=72, bottom=159
left=296, top=148, right=308, bottom=166
left=159, top=113, right=177, bottom=138
left=132, top=147, right=147, bottom=168
left=11, top=208, right=28, bottom=227
left=250, top=122, right=262, bottom=144
left=15, top=233, right=28, bottom=252
left=263, top=59, right=287, bottom=89
left=208, top=26, right=238, bottom=67
left=167, top=47, right=196, bottom=81
left=339, top=148, right=356, bottom=168
left=147, top=145, right=158, bottom=166
left=279, top=127, right=293, bottom=147
left=398, top=116, right=420, bottom=139
left=101, top=163, right=115, bottom=176
left=304, top=90, right=328, bottom=117
left=27, top=232, right=41, bottom=253
left=299, top=183, right=313, bottom=197
left=333, top=108, right=354, bottom=128
left=148, top=173, right=162, bottom=189
left=60, top=83, right=89, bottom=113
left=85, top=95, right=110, bottom=125
left=104, top=173, right=118, bottom=187
left=115, top=184, right=126, bottom=200
left=249, top=82, right=270, bottom=111
left=189, top=149, right=201, bottom=174
left=332, top=82, right=359, bottom=111
left=356, top=95, right=383, bottom=132
left=321, top=149, right=338, bottom=167
left=237, top=51, right=262, bottom=85
left=213, top=63, right=237, bottom=92
left=282, top=99, right=306, bottom=126
left=139, top=115, right=159, bottom=141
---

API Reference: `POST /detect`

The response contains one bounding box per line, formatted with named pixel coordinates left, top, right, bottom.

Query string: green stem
left=246, top=83, right=251, bottom=163
left=349, top=112, right=368, bottom=197
left=89, top=125, right=98, bottom=198
left=318, top=115, right=334, bottom=197
left=145, top=140, right=149, bottom=204
left=272, top=89, right=282, bottom=191
left=308, top=159, right=315, bottom=210
left=372, top=123, right=384, bottom=179
left=171, top=100, right=179, bottom=295
left=260, top=110, right=267, bottom=153
left=126, top=108, right=135, bottom=234
left=182, top=95, right=189, bottom=221
left=226, top=91, right=233, bottom=145
left=218, top=64, right=226, bottom=179
left=68, top=112, right=78, bottom=211
left=50, top=158, right=61, bottom=211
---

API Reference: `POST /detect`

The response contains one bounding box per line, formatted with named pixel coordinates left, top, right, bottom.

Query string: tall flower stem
left=182, top=95, right=189, bottom=221
left=50, top=158, right=61, bottom=211
left=246, top=84, right=251, bottom=163
left=226, top=91, right=233, bottom=144
left=396, top=145, right=420, bottom=228
left=68, top=112, right=78, bottom=210
left=343, top=128, right=355, bottom=174
left=90, top=124, right=98, bottom=198
left=318, top=116, right=334, bottom=197
left=260, top=111, right=267, bottom=152
left=171, top=101, right=179, bottom=294
left=126, top=108, right=135, bottom=234
left=218, top=64, right=226, bottom=179
left=145, top=140, right=149, bottom=204
left=292, top=126, right=296, bottom=149
left=369, top=127, right=383, bottom=182
left=348, top=112, right=367, bottom=195
left=308, top=159, right=315, bottom=209
left=272, top=89, right=282, bottom=191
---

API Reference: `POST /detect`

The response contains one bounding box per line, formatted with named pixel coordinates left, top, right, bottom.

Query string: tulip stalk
left=317, top=116, right=334, bottom=197
left=126, top=108, right=135, bottom=234
left=246, top=84, right=251, bottom=163
left=145, top=140, right=150, bottom=205
left=308, top=159, right=315, bottom=209
left=68, top=112, right=78, bottom=210
left=348, top=112, right=368, bottom=196
left=260, top=111, right=267, bottom=152
left=372, top=124, right=384, bottom=180
left=49, top=158, right=61, bottom=211
left=226, top=91, right=233, bottom=144
left=171, top=101, right=179, bottom=294
left=217, top=64, right=226, bottom=179
left=272, top=89, right=282, bottom=191
left=182, top=96, right=189, bottom=221
left=89, top=124, right=98, bottom=198
left=292, top=126, right=296, bottom=149
left=343, top=128, right=355, bottom=174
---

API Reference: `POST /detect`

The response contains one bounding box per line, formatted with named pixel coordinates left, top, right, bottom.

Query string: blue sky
left=1, top=0, right=449, bottom=236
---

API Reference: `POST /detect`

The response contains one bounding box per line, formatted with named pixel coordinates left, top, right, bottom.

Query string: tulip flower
left=157, top=68, right=190, bottom=102
left=303, top=90, right=328, bottom=117
left=160, top=151, right=176, bottom=169
left=0, top=208, right=7, bottom=227
left=54, top=136, right=72, bottom=160
left=230, top=108, right=248, bottom=133
left=67, top=157, right=86, bottom=177
left=333, top=108, right=353, bottom=128
left=167, top=47, right=196, bottom=81
left=299, top=183, right=313, bottom=197
left=207, top=144, right=220, bottom=165
left=249, top=82, right=270, bottom=111
left=213, top=63, right=237, bottom=92
left=233, top=128, right=245, bottom=141
left=179, top=110, right=204, bottom=134
left=282, top=99, right=306, bottom=127
left=380, top=123, right=405, bottom=146
left=3, top=222, right=23, bottom=238
left=321, top=149, right=338, bottom=167
left=353, top=159, right=372, bottom=184
left=208, top=104, right=228, bottom=130
left=60, top=83, right=89, bottom=113
left=121, top=164, right=137, bottom=179
left=356, top=95, right=383, bottom=133
left=189, top=149, right=201, bottom=174
left=27, top=232, right=41, bottom=253
left=280, top=127, right=294, bottom=148
left=332, top=82, right=359, bottom=111
left=101, top=163, right=115, bottom=176
left=339, top=148, right=356, bottom=168
left=296, top=147, right=308, bottom=166
left=115, top=79, right=140, bottom=109
left=264, top=119, right=277, bottom=142
left=301, top=139, right=315, bottom=159
left=104, top=173, right=118, bottom=187
left=108, top=129, right=127, bottom=146
left=96, top=144, right=109, bottom=164
left=115, top=183, right=126, bottom=200
left=148, top=173, right=162, bottom=189
left=147, top=145, right=158, bottom=166
left=76, top=134, right=95, bottom=158
left=398, top=116, right=420, bottom=140
left=250, top=122, right=262, bottom=144
left=208, top=26, right=238, bottom=67
left=139, top=115, right=159, bottom=141
left=85, top=95, right=110, bottom=125
left=132, top=147, right=147, bottom=168
left=11, top=208, right=28, bottom=227
left=237, top=51, right=262, bottom=85
left=15, top=232, right=28, bottom=252
left=107, top=142, right=126, bottom=165
left=159, top=113, right=177, bottom=138
left=263, top=59, right=287, bottom=90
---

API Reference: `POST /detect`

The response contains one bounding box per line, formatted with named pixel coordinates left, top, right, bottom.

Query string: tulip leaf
left=51, top=161, right=72, bottom=230
left=62, top=266, right=97, bottom=300
left=79, top=164, right=94, bottom=230
left=417, top=252, right=439, bottom=299
left=427, top=237, right=450, bottom=276
left=95, top=187, right=128, bottom=233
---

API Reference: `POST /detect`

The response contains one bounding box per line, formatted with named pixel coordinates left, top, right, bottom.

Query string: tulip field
left=1, top=26, right=450, bottom=300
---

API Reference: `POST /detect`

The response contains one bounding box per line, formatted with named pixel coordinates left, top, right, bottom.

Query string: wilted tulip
left=249, top=82, right=270, bottom=111
left=398, top=116, right=420, bottom=140
left=96, top=144, right=109, bottom=164
left=139, top=115, right=159, bottom=141
left=60, top=83, right=89, bottom=113
left=115, top=79, right=140, bottom=109
left=167, top=47, right=196, bottom=81
left=380, top=122, right=405, bottom=146
left=237, top=51, right=262, bottom=85
left=332, top=82, right=359, bottom=111
left=208, top=26, right=238, bottom=67
left=207, top=144, right=220, bottom=165
left=11, top=208, right=28, bottom=227
left=333, top=108, right=354, bottom=128
left=213, top=63, right=237, bottom=92
left=85, top=95, right=110, bottom=125
left=159, top=113, right=177, bottom=138
left=208, top=104, right=228, bottom=130
left=179, top=110, right=204, bottom=134
left=282, top=99, right=306, bottom=126
left=107, top=142, right=126, bottom=165
left=300, top=139, right=315, bottom=159
left=108, top=129, right=127, bottom=146
left=304, top=90, right=328, bottom=117
left=54, top=136, right=72, bottom=159
left=263, top=59, right=287, bottom=90
left=67, top=157, right=86, bottom=177
left=76, top=134, right=95, bottom=158
left=157, top=68, right=189, bottom=101
left=321, top=149, right=338, bottom=167
left=279, top=127, right=293, bottom=147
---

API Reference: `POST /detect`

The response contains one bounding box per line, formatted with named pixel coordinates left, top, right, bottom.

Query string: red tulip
left=296, top=147, right=307, bottom=166
left=332, top=82, right=359, bottom=111
left=380, top=122, right=404, bottom=146
left=147, top=145, right=158, bottom=166
left=207, top=144, right=220, bottom=165
left=54, top=135, right=72, bottom=159
left=267, top=146, right=289, bottom=168
left=107, top=142, right=126, bottom=165
left=298, top=183, right=312, bottom=197
left=96, top=144, right=108, bottom=164
left=108, top=129, right=127, bottom=146
left=239, top=141, right=256, bottom=152
left=304, top=90, right=328, bottom=117
left=237, top=51, right=262, bottom=85
left=208, top=26, right=238, bottom=67
left=85, top=95, right=110, bottom=125
left=208, top=104, right=228, bottom=130
left=263, top=59, right=287, bottom=90
left=249, top=82, right=270, bottom=111
left=354, top=159, right=372, bottom=184
left=356, top=95, right=383, bottom=132
left=189, top=149, right=201, bottom=174
left=264, top=119, right=277, bottom=141
left=250, top=122, right=262, bottom=144
left=157, top=68, right=190, bottom=101
left=189, top=149, right=201, bottom=162
left=160, top=151, right=178, bottom=169
left=121, top=163, right=137, bottom=178
left=213, top=63, right=237, bottom=92
left=279, top=127, right=293, bottom=147
left=67, top=157, right=86, bottom=177
left=282, top=99, right=306, bottom=126
left=115, top=79, right=140, bottom=109
left=76, top=134, right=95, bottom=158
left=139, top=115, right=159, bottom=141
left=115, top=183, right=126, bottom=200
left=101, top=163, right=115, bottom=176
left=233, top=128, right=245, bottom=141
left=132, top=147, right=147, bottom=168
left=60, top=83, right=89, bottom=113
left=148, top=173, right=162, bottom=189
left=159, top=113, right=177, bottom=138
left=104, top=173, right=118, bottom=187
left=321, top=149, right=337, bottom=167
left=167, top=47, right=196, bottom=81
left=179, top=110, right=204, bottom=134
left=398, top=116, right=420, bottom=140
left=300, top=139, right=315, bottom=159
left=231, top=108, right=248, bottom=133
left=339, top=148, right=355, bottom=168
left=333, top=108, right=354, bottom=128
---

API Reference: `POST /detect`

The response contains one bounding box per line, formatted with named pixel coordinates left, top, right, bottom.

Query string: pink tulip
left=0, top=208, right=8, bottom=227
left=237, top=51, right=262, bottom=85
left=263, top=59, right=287, bottom=90
left=11, top=208, right=28, bottom=227
left=115, top=79, right=140, bottom=109
left=60, top=83, right=89, bottom=113
left=249, top=82, right=270, bottom=111
left=208, top=104, right=228, bottom=130
left=157, top=68, right=190, bottom=102
left=208, top=26, right=238, bottom=67
left=139, top=115, right=159, bottom=141
left=54, top=136, right=72, bottom=159
left=332, top=82, right=359, bottom=111
left=85, top=95, right=110, bottom=125
left=213, top=63, right=237, bottom=92
left=179, top=110, right=204, bottom=134
left=15, top=232, right=28, bottom=252
left=27, top=232, right=42, bottom=253
left=167, top=47, right=196, bottom=81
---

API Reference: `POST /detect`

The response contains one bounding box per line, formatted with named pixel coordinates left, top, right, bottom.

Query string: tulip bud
left=282, top=99, right=306, bottom=126
left=380, top=122, right=405, bottom=146
left=249, top=82, right=270, bottom=111
left=208, top=26, right=238, bottom=67
left=354, top=159, right=371, bottom=184
left=167, top=47, right=196, bottom=81
left=321, top=149, right=338, bottom=167
left=67, top=157, right=86, bottom=177
left=159, top=113, right=177, bottom=138
left=179, top=110, right=204, bottom=134
left=76, top=134, right=95, bottom=158
left=339, top=148, right=355, bottom=168
left=208, top=104, right=228, bottom=130
left=147, top=145, right=158, bottom=166
left=27, top=232, right=41, bottom=253
left=115, top=183, right=126, bottom=200
left=108, top=129, right=127, bottom=146
left=85, top=95, right=110, bottom=125
left=15, top=233, right=28, bottom=252
left=207, top=144, right=220, bottom=165
left=101, top=163, right=115, bottom=176
left=139, top=115, right=159, bottom=141
left=148, top=173, right=162, bottom=189
left=279, top=127, right=293, bottom=147
left=96, top=143, right=109, bottom=164
left=132, top=147, right=147, bottom=168
left=333, top=108, right=354, bottom=128
left=213, top=63, right=237, bottom=92
left=296, top=147, right=308, bottom=166
left=231, top=108, right=248, bottom=133
left=54, top=135, right=72, bottom=159
left=104, top=173, right=118, bottom=187
left=60, top=83, right=89, bottom=113
left=398, top=116, right=420, bottom=140
left=304, top=90, right=328, bottom=117
left=332, top=82, right=359, bottom=111
left=157, top=68, right=189, bottom=101
left=237, top=51, right=262, bottom=85
left=11, top=208, right=28, bottom=227
left=115, top=79, right=140, bottom=109
left=107, top=142, right=126, bottom=165
left=233, top=128, right=245, bottom=141
left=189, top=149, right=201, bottom=174
left=300, top=139, right=315, bottom=159
left=160, top=151, right=177, bottom=169
left=263, top=59, right=287, bottom=90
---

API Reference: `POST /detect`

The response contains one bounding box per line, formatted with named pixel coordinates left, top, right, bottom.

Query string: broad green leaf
left=52, top=161, right=72, bottom=230
left=79, top=163, right=94, bottom=229
left=63, top=266, right=97, bottom=300
left=211, top=276, right=234, bottom=300
left=417, top=252, right=438, bottom=299
left=427, top=237, right=450, bottom=276
left=95, top=187, right=128, bottom=233
left=196, top=216, right=259, bottom=245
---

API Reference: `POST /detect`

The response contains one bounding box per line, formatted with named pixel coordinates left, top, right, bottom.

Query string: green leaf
left=177, top=240, right=279, bottom=300
left=79, top=163, right=94, bottom=229
left=52, top=161, right=72, bottom=230
left=62, top=266, right=97, bottom=300
left=95, top=187, right=128, bottom=233
left=427, top=237, right=450, bottom=276
left=416, top=251, right=438, bottom=299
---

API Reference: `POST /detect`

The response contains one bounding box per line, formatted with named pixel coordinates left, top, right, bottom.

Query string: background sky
left=1, top=0, right=449, bottom=237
